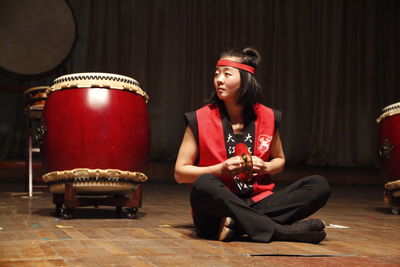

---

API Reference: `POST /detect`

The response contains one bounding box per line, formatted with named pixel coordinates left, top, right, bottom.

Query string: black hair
left=208, top=47, right=262, bottom=123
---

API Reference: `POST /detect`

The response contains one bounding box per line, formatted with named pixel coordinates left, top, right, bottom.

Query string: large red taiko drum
left=377, top=102, right=400, bottom=214
left=41, top=73, right=150, bottom=194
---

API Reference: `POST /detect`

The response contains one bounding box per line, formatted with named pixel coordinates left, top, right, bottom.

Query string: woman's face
left=214, top=57, right=241, bottom=103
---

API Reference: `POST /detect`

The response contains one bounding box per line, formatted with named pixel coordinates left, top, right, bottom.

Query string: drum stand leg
left=124, top=185, right=142, bottom=219
left=27, top=134, right=33, bottom=198
left=52, top=184, right=143, bottom=219
left=384, top=189, right=400, bottom=215
left=64, top=183, right=76, bottom=206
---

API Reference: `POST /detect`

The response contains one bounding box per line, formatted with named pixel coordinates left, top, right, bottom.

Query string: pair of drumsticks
left=235, top=143, right=253, bottom=182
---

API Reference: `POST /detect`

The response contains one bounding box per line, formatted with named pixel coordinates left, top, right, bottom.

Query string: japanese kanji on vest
left=196, top=103, right=277, bottom=203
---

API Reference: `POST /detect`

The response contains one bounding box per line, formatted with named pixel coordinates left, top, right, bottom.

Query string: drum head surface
left=0, top=0, right=76, bottom=76
left=50, top=72, right=149, bottom=102
left=382, top=102, right=400, bottom=114
left=377, top=102, right=400, bottom=123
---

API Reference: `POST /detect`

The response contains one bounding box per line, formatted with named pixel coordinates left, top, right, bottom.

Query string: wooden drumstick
left=235, top=143, right=253, bottom=182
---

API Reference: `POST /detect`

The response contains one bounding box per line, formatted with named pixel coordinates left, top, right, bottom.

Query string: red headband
left=216, top=59, right=255, bottom=74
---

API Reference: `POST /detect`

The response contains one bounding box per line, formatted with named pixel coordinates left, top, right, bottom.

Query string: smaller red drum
left=24, top=86, right=49, bottom=110
left=377, top=102, right=400, bottom=180
left=377, top=102, right=400, bottom=214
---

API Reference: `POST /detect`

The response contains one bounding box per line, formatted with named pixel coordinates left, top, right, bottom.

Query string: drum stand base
left=384, top=189, right=400, bottom=215
left=52, top=183, right=142, bottom=220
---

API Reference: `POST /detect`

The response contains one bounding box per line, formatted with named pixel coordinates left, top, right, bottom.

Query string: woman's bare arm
left=174, top=127, right=243, bottom=183
left=252, top=130, right=285, bottom=176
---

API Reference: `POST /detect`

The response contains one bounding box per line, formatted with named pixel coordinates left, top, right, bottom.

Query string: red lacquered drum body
left=378, top=103, right=400, bottom=180
left=377, top=102, right=400, bottom=212
left=41, top=73, right=149, bottom=194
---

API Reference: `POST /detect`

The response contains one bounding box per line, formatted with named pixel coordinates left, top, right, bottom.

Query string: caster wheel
left=116, top=206, right=122, bottom=218
left=126, top=207, right=138, bottom=219
left=55, top=205, right=62, bottom=217
left=62, top=208, right=73, bottom=220
left=391, top=207, right=400, bottom=215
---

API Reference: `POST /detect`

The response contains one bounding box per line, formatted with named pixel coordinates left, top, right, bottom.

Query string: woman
left=175, top=47, right=330, bottom=244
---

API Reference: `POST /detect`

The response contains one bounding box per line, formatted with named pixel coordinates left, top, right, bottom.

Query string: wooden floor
left=0, top=170, right=399, bottom=266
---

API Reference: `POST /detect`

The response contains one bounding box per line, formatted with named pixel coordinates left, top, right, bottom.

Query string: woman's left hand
left=251, top=156, right=269, bottom=176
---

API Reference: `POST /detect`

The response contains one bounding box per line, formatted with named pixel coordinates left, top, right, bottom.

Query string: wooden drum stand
left=53, top=184, right=143, bottom=220
left=43, top=168, right=147, bottom=220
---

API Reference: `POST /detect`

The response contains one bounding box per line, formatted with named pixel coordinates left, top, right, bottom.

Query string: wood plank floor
left=0, top=181, right=399, bottom=266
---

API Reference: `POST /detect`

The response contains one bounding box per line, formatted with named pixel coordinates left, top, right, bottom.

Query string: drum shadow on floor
left=34, top=207, right=147, bottom=220
left=374, top=207, right=395, bottom=214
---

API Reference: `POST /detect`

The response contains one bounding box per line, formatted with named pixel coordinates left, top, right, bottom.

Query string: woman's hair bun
left=242, top=47, right=261, bottom=68
left=219, top=47, right=261, bottom=68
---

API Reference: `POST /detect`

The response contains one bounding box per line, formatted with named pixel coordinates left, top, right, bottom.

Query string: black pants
left=190, top=174, right=331, bottom=242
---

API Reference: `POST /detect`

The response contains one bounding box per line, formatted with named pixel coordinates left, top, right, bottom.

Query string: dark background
left=0, top=0, right=399, bottom=171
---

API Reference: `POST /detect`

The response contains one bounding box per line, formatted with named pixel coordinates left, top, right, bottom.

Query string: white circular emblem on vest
left=258, top=135, right=273, bottom=153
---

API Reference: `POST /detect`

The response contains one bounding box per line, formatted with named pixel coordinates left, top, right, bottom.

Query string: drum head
left=377, top=102, right=400, bottom=123
left=0, top=0, right=76, bottom=76
left=50, top=72, right=149, bottom=102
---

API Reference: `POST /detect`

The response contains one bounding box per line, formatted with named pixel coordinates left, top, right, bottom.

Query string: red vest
left=196, top=104, right=276, bottom=203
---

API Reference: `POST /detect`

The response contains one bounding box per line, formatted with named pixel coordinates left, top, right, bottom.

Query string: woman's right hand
left=219, top=156, right=243, bottom=177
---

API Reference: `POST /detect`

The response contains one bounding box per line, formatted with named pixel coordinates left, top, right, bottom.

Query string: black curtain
left=0, top=0, right=399, bottom=167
